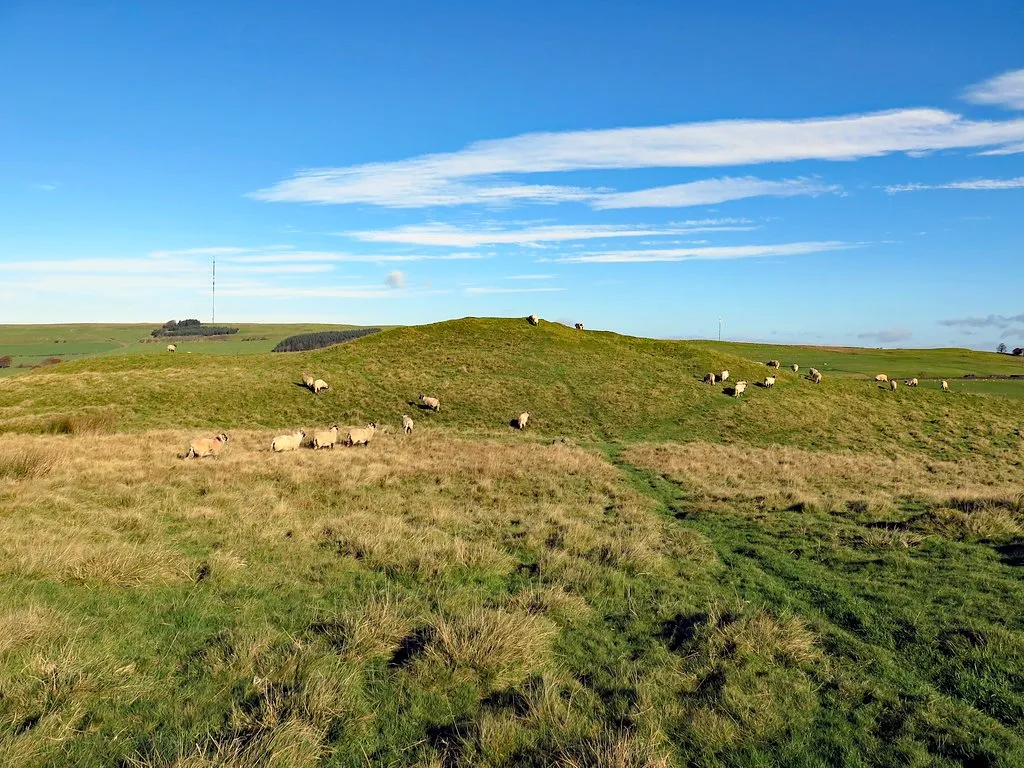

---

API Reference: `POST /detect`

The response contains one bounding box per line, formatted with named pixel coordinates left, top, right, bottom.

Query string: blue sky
left=2, top=2, right=1023, bottom=348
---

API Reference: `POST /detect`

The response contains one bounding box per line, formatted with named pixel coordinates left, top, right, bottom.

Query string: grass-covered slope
left=1, top=317, right=1023, bottom=766
left=1, top=317, right=1019, bottom=460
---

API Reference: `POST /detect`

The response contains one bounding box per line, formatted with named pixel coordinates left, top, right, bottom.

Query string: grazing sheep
left=874, top=374, right=889, bottom=383
left=516, top=412, right=530, bottom=430
left=313, top=379, right=329, bottom=394
left=809, top=368, right=820, bottom=378
left=402, top=414, right=414, bottom=435
left=301, top=372, right=314, bottom=389
left=574, top=322, right=584, bottom=330
left=906, top=378, right=919, bottom=387
left=272, top=430, right=306, bottom=453
left=767, top=360, right=781, bottom=369
left=185, top=433, right=229, bottom=459
left=791, top=363, right=799, bottom=373
left=812, top=371, right=822, bottom=384
left=941, top=380, right=950, bottom=392
left=345, top=422, right=378, bottom=447
left=720, top=370, right=730, bottom=382
left=890, top=379, right=898, bottom=392
left=764, top=375, right=777, bottom=389
left=703, top=372, right=717, bottom=384
left=733, top=381, right=747, bottom=397
left=166, top=344, right=177, bottom=352
left=312, top=425, right=340, bottom=450
left=527, top=314, right=540, bottom=326
left=419, top=394, right=441, bottom=412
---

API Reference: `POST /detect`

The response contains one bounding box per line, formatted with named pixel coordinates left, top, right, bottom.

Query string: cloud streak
left=963, top=68, right=1024, bottom=111
left=464, top=286, right=565, bottom=295
left=857, top=329, right=912, bottom=343
left=940, top=313, right=1024, bottom=329
left=886, top=177, right=1024, bottom=193
left=347, top=220, right=753, bottom=247
left=548, top=241, right=854, bottom=263
left=591, top=176, right=840, bottom=209
left=251, top=105, right=1024, bottom=208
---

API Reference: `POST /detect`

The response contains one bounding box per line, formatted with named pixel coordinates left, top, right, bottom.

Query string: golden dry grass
left=625, top=441, right=1024, bottom=517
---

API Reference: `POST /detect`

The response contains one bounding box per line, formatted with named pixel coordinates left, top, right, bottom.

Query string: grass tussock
left=0, top=439, right=66, bottom=480
left=423, top=607, right=558, bottom=688
left=44, top=408, right=118, bottom=435
left=674, top=605, right=823, bottom=753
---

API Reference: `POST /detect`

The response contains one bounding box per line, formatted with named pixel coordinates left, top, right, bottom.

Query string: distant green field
left=0, top=323, right=379, bottom=377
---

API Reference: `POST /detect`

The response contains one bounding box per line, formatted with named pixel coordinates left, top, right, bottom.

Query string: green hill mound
left=0, top=317, right=1017, bottom=461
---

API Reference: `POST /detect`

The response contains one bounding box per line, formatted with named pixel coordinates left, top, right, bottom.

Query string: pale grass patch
left=0, top=437, right=66, bottom=480
left=0, top=605, right=58, bottom=655
left=625, top=441, right=1024, bottom=517
left=424, top=607, right=558, bottom=688
left=0, top=522, right=181, bottom=586
left=558, top=730, right=673, bottom=768
left=853, top=527, right=926, bottom=549
left=915, top=506, right=1023, bottom=540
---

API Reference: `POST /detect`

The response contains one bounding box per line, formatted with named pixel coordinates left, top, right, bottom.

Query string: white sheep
left=812, top=371, right=822, bottom=384
left=905, top=378, right=919, bottom=387
left=791, top=364, right=799, bottom=373
left=767, top=360, right=781, bottom=369
left=185, top=433, right=229, bottom=459
left=703, top=372, right=717, bottom=384
left=890, top=379, right=898, bottom=392
left=574, top=322, right=584, bottom=330
left=167, top=344, right=177, bottom=352
left=345, top=422, right=378, bottom=447
left=301, top=372, right=314, bottom=389
left=764, top=375, right=776, bottom=389
left=733, top=381, right=747, bottom=397
left=419, top=394, right=441, bottom=412
left=402, top=414, right=414, bottom=435
left=874, top=374, right=889, bottom=383
left=272, top=430, right=306, bottom=452
left=516, top=412, right=530, bottom=430
left=527, top=314, right=539, bottom=326
left=720, top=370, right=730, bottom=382
left=313, top=379, right=329, bottom=394
left=941, top=380, right=950, bottom=392
left=809, top=367, right=820, bottom=378
left=312, top=425, right=341, bottom=450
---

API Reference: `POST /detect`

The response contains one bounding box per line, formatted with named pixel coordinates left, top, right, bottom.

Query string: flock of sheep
left=181, top=314, right=951, bottom=458
left=704, top=357, right=952, bottom=397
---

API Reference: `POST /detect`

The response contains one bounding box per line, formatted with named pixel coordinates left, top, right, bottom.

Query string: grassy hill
left=1, top=318, right=1023, bottom=766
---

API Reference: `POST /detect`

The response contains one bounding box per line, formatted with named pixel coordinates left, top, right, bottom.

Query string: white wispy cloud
left=250, top=105, right=1024, bottom=208
left=858, top=329, right=912, bottom=343
left=549, top=241, right=853, bottom=264
left=385, top=270, right=407, bottom=289
left=977, top=141, right=1024, bottom=156
left=885, top=177, right=1024, bottom=193
left=32, top=182, right=60, bottom=192
left=464, top=286, right=566, bottom=295
left=216, top=283, right=399, bottom=299
left=347, top=221, right=753, bottom=247
left=591, top=176, right=840, bottom=209
left=148, top=246, right=255, bottom=259
left=963, top=68, right=1024, bottom=111
left=0, top=258, right=207, bottom=274
left=225, top=250, right=485, bottom=264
